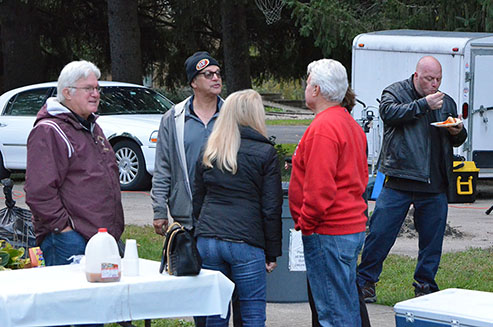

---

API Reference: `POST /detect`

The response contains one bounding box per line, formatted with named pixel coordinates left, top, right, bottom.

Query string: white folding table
left=0, top=259, right=234, bottom=327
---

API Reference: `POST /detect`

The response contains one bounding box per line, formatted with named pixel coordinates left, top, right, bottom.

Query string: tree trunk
left=220, top=0, right=251, bottom=94
left=0, top=0, right=43, bottom=93
left=107, top=0, right=142, bottom=84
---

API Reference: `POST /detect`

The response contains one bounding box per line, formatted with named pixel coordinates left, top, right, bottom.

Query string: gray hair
left=57, top=60, right=101, bottom=102
left=307, top=59, right=348, bottom=103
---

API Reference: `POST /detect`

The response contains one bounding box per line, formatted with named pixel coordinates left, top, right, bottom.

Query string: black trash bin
left=266, top=182, right=308, bottom=302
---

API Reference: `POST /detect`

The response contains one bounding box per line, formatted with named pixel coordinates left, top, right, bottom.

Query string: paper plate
left=431, top=119, right=462, bottom=127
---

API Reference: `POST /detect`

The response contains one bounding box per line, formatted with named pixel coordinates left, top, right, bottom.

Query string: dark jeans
left=41, top=230, right=102, bottom=327
left=41, top=230, right=87, bottom=266
left=357, top=187, right=448, bottom=291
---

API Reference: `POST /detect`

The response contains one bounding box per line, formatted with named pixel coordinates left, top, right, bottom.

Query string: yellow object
left=453, top=161, right=480, bottom=173
left=457, top=176, right=473, bottom=195
left=453, top=161, right=480, bottom=196
left=28, top=247, right=45, bottom=267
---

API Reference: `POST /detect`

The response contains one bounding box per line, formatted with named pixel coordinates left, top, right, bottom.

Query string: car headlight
left=149, top=130, right=158, bottom=144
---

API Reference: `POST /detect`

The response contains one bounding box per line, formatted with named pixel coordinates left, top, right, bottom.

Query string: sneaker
left=413, top=282, right=433, bottom=297
left=360, top=281, right=377, bottom=303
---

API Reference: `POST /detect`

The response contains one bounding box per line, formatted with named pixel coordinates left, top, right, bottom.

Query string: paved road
left=266, top=125, right=307, bottom=144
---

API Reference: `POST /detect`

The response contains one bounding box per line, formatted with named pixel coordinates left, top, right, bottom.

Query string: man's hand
left=153, top=218, right=169, bottom=236
left=425, top=91, right=444, bottom=110
left=447, top=114, right=464, bottom=135
left=266, top=261, right=277, bottom=273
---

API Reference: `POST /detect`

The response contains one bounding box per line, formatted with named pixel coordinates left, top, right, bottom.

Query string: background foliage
left=1, top=0, right=492, bottom=94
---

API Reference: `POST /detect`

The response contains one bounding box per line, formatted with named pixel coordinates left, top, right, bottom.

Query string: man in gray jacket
left=151, top=51, right=223, bottom=234
left=152, top=51, right=231, bottom=327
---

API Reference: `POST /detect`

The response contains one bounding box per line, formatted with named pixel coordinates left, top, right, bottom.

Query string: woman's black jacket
left=193, top=126, right=282, bottom=261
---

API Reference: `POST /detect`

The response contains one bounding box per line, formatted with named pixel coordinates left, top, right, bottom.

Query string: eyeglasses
left=68, top=86, right=102, bottom=94
left=198, top=70, right=221, bottom=80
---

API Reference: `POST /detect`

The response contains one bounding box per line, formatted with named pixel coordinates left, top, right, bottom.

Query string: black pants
left=194, top=288, right=243, bottom=326
left=307, top=278, right=371, bottom=327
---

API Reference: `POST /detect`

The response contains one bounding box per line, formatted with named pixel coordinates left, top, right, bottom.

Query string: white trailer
left=351, top=30, right=493, bottom=177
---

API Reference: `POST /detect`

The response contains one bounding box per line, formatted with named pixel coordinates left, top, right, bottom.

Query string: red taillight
left=462, top=103, right=468, bottom=119
left=358, top=43, right=364, bottom=47
left=452, top=47, right=459, bottom=52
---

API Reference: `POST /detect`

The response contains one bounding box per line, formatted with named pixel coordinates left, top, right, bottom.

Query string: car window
left=98, top=87, right=173, bottom=115
left=4, top=87, right=54, bottom=116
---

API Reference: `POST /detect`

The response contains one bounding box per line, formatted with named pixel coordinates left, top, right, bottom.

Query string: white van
left=352, top=30, right=493, bottom=177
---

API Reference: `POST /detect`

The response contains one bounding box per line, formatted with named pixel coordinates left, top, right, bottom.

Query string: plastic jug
left=85, top=228, right=121, bottom=282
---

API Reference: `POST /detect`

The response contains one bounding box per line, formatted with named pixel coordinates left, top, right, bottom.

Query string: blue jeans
left=357, top=187, right=448, bottom=292
left=41, top=230, right=87, bottom=266
left=302, top=232, right=364, bottom=327
left=41, top=230, right=102, bottom=327
left=196, top=237, right=267, bottom=327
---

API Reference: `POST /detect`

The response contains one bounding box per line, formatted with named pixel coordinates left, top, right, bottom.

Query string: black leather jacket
left=193, top=126, right=282, bottom=261
left=378, top=75, right=467, bottom=183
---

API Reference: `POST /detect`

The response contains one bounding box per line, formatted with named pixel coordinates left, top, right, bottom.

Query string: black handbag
left=159, top=222, right=202, bottom=276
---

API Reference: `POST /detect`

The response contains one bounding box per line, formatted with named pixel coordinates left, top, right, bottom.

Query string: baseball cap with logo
left=185, top=51, right=220, bottom=84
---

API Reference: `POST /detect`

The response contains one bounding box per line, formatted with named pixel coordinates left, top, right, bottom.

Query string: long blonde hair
left=203, top=89, right=267, bottom=174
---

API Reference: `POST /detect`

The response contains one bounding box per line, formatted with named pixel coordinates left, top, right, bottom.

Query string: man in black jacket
left=357, top=56, right=467, bottom=302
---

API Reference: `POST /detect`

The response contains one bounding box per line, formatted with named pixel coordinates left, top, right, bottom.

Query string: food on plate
left=436, top=116, right=460, bottom=125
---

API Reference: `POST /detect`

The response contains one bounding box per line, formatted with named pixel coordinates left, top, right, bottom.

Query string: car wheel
left=113, top=140, right=151, bottom=191
left=0, top=152, right=11, bottom=180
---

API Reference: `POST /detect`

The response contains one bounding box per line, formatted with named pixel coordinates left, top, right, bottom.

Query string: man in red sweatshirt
left=289, top=58, right=368, bottom=326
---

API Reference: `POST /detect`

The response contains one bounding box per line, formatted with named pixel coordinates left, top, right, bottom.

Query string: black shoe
left=413, top=281, right=434, bottom=297
left=361, top=281, right=377, bottom=303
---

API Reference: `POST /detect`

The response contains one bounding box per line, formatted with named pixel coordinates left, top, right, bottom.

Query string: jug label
left=101, top=263, right=119, bottom=279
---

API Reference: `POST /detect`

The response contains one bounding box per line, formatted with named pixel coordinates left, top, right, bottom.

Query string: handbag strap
left=159, top=222, right=183, bottom=274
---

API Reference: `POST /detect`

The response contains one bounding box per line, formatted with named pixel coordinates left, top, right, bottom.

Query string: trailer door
left=469, top=50, right=493, bottom=176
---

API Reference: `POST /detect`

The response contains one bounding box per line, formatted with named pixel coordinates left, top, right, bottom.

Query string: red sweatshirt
left=288, top=105, right=368, bottom=236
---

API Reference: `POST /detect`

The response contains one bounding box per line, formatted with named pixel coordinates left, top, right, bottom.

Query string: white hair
left=57, top=60, right=101, bottom=102
left=307, top=59, right=348, bottom=103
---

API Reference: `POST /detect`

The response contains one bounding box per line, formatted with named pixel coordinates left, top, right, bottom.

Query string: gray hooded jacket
left=151, top=96, right=223, bottom=227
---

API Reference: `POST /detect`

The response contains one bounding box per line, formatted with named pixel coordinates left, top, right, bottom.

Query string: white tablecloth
left=0, top=259, right=234, bottom=326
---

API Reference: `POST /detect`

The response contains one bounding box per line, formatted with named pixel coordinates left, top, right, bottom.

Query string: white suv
left=0, top=81, right=174, bottom=190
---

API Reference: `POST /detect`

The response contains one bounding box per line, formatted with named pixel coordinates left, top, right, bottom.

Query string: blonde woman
left=193, top=89, right=282, bottom=326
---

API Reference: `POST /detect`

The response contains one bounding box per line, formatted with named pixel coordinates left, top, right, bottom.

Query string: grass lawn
left=108, top=319, right=192, bottom=327
left=372, top=247, right=493, bottom=306
left=265, top=106, right=284, bottom=113
left=116, top=225, right=493, bottom=326
left=277, top=143, right=297, bottom=156
left=266, top=119, right=312, bottom=126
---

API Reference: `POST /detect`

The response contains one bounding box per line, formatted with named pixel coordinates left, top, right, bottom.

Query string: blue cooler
left=394, top=288, right=493, bottom=326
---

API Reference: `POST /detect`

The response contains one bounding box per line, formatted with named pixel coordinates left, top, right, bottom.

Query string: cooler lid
left=394, top=288, right=493, bottom=326
left=453, top=161, right=480, bottom=172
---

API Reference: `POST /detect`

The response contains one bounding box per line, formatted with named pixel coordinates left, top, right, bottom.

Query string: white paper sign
left=288, top=229, right=306, bottom=271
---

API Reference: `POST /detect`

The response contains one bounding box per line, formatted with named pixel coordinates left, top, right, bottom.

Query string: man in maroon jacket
left=24, top=60, right=124, bottom=267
